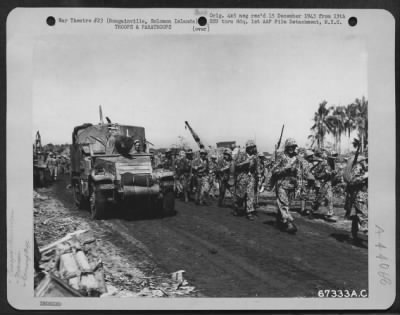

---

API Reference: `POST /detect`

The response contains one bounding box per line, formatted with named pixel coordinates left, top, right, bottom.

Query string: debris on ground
left=35, top=229, right=107, bottom=297
left=34, top=188, right=200, bottom=297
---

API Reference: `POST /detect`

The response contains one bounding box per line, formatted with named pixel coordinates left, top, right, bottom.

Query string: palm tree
left=310, top=101, right=332, bottom=149
left=348, top=97, right=368, bottom=152
left=344, top=104, right=357, bottom=138
left=326, top=106, right=346, bottom=154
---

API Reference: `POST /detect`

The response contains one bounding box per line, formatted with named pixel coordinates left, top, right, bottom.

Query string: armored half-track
left=70, top=122, right=175, bottom=219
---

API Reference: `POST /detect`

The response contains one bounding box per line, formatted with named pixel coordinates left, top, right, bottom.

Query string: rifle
left=275, top=124, right=285, bottom=161
left=99, top=105, right=104, bottom=124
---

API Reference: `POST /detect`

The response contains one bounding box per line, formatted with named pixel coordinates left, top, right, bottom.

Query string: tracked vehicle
left=70, top=119, right=175, bottom=220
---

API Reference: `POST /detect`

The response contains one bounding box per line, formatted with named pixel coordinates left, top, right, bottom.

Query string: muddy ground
left=34, top=174, right=368, bottom=297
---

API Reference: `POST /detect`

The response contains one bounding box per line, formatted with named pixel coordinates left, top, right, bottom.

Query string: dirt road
left=39, top=175, right=368, bottom=297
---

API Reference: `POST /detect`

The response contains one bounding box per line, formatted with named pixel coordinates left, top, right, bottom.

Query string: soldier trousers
left=312, top=181, right=333, bottom=215
left=218, top=179, right=234, bottom=206
left=208, top=173, right=219, bottom=197
left=350, top=188, right=368, bottom=236
left=195, top=175, right=210, bottom=205
left=177, top=173, right=191, bottom=202
left=48, top=166, right=57, bottom=180
left=344, top=186, right=357, bottom=217
left=234, top=173, right=256, bottom=214
left=276, top=186, right=294, bottom=223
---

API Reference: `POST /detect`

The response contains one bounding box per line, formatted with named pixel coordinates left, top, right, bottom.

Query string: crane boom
left=184, top=121, right=205, bottom=149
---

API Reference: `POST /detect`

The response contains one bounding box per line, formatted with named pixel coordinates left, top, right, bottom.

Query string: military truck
left=70, top=122, right=175, bottom=220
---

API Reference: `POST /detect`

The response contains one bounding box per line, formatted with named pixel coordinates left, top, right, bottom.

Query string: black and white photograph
left=6, top=8, right=396, bottom=310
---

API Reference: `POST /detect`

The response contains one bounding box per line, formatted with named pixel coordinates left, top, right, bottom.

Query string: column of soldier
left=158, top=139, right=368, bottom=239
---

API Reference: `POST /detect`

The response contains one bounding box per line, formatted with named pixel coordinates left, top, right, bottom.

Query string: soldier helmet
left=258, top=152, right=265, bottom=159
left=179, top=150, right=186, bottom=157
left=304, top=149, right=314, bottom=158
left=134, top=139, right=140, bottom=145
left=357, top=155, right=367, bottom=162
left=211, top=154, right=217, bottom=159
left=245, top=140, right=256, bottom=148
left=165, top=149, right=171, bottom=154
left=314, top=148, right=323, bottom=157
left=223, top=148, right=232, bottom=156
left=186, top=149, right=193, bottom=155
left=327, top=150, right=338, bottom=159
left=199, top=148, right=207, bottom=155
left=307, top=173, right=316, bottom=181
left=284, top=138, right=297, bottom=149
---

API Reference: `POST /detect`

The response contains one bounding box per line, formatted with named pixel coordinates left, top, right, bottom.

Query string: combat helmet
left=304, top=149, right=314, bottom=158
left=223, top=148, right=232, bottom=156
left=357, top=154, right=368, bottom=163
left=199, top=148, right=207, bottom=155
left=245, top=140, right=256, bottom=148
left=284, top=138, right=297, bottom=149
left=327, top=150, right=338, bottom=159
left=179, top=150, right=186, bottom=157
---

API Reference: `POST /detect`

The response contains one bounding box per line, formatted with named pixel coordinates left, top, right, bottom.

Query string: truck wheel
left=90, top=184, right=107, bottom=220
left=162, top=191, right=175, bottom=216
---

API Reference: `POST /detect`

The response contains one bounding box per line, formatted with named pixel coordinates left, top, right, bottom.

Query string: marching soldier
left=233, top=140, right=258, bottom=220
left=264, top=155, right=275, bottom=191
left=162, top=149, right=175, bottom=171
left=185, top=149, right=195, bottom=198
left=192, top=149, right=210, bottom=205
left=296, top=149, right=315, bottom=215
left=175, top=150, right=192, bottom=202
left=310, top=149, right=337, bottom=222
left=208, top=154, right=219, bottom=198
left=217, top=148, right=235, bottom=207
left=271, top=138, right=305, bottom=233
left=255, top=152, right=267, bottom=208
left=152, top=152, right=162, bottom=168
left=174, top=150, right=185, bottom=198
left=46, top=152, right=58, bottom=181
left=344, top=153, right=368, bottom=241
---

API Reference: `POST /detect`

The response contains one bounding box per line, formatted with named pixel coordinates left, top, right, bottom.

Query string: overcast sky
left=33, top=32, right=367, bottom=152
